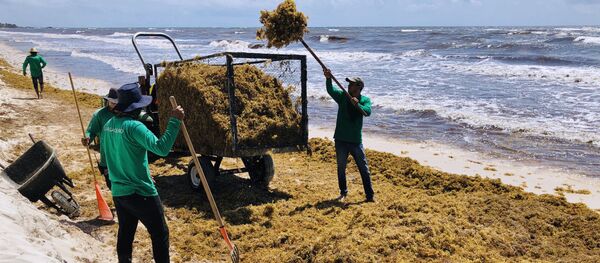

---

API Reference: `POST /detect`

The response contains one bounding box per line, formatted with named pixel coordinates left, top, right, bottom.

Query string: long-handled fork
left=169, top=96, right=240, bottom=263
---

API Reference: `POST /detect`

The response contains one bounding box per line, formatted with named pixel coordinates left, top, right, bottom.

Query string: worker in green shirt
left=324, top=68, right=374, bottom=203
left=22, top=47, right=47, bottom=99
left=81, top=88, right=118, bottom=189
left=101, top=83, right=183, bottom=263
left=82, top=88, right=155, bottom=190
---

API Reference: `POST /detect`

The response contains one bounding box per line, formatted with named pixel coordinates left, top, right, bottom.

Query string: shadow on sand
left=62, top=218, right=116, bottom=235
left=154, top=171, right=292, bottom=224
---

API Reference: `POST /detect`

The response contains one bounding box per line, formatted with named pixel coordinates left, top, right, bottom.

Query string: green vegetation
left=0, top=23, right=18, bottom=28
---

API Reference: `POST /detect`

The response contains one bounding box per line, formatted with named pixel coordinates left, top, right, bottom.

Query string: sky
left=1, top=0, right=600, bottom=27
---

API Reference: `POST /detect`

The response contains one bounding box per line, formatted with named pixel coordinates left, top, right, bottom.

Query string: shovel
left=169, top=96, right=240, bottom=263
left=68, top=72, right=113, bottom=221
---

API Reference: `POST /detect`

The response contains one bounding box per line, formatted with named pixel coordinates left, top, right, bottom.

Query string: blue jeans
left=335, top=140, right=374, bottom=199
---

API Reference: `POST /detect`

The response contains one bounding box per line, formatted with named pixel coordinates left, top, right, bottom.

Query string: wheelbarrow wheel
left=51, top=190, right=80, bottom=218
left=187, top=156, right=216, bottom=192
left=242, top=154, right=275, bottom=187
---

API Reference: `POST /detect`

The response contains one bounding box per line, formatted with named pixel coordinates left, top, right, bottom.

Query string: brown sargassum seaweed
left=256, top=0, right=308, bottom=48
left=156, top=62, right=302, bottom=156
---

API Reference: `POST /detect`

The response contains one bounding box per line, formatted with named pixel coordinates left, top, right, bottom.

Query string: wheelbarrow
left=1, top=141, right=80, bottom=217
left=132, top=32, right=308, bottom=191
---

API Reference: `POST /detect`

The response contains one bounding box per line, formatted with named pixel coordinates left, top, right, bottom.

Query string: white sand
left=0, top=41, right=112, bottom=95
left=0, top=74, right=115, bottom=262
left=311, top=126, right=600, bottom=210
left=0, top=173, right=114, bottom=262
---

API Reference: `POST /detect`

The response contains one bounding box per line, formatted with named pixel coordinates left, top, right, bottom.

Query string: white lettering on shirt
left=104, top=127, right=124, bottom=134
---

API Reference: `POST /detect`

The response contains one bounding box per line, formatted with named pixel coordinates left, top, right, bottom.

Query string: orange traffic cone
left=95, top=182, right=113, bottom=221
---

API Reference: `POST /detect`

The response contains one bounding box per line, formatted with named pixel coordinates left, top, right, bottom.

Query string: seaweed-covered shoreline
left=1, top=56, right=599, bottom=262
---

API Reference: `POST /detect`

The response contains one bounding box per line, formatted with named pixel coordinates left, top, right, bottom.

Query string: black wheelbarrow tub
left=4, top=141, right=68, bottom=202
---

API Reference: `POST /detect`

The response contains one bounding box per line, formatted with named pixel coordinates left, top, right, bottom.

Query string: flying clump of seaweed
left=256, top=0, right=308, bottom=48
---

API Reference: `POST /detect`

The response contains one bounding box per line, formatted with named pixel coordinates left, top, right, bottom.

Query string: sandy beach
left=0, top=41, right=112, bottom=95
left=312, top=127, right=600, bottom=209
left=1, top=40, right=599, bottom=262
left=2, top=39, right=597, bottom=210
left=0, top=77, right=115, bottom=262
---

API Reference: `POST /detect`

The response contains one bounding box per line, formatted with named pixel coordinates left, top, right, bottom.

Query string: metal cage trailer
left=132, top=32, right=308, bottom=190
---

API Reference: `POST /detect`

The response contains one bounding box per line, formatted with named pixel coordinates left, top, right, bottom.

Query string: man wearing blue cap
left=102, top=82, right=184, bottom=263
left=82, top=88, right=155, bottom=189
left=323, top=68, right=375, bottom=203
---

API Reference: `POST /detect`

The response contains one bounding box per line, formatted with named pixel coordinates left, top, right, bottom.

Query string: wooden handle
left=169, top=96, right=225, bottom=227
left=28, top=133, right=36, bottom=144
left=299, top=39, right=368, bottom=116
left=69, top=72, right=97, bottom=183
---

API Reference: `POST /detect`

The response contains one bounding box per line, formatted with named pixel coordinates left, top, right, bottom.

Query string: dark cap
left=345, top=77, right=364, bottom=89
left=103, top=88, right=118, bottom=103
left=114, top=83, right=152, bottom=113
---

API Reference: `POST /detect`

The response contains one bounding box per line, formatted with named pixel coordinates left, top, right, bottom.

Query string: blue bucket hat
left=114, top=82, right=152, bottom=113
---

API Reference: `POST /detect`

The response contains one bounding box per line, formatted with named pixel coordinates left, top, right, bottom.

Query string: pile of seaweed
left=143, top=138, right=600, bottom=262
left=256, top=0, right=308, bottom=48
left=156, top=62, right=302, bottom=156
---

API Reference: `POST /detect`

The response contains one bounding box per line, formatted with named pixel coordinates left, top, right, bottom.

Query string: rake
left=169, top=96, right=240, bottom=263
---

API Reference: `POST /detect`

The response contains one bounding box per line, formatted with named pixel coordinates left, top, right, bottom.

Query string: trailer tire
left=243, top=154, right=275, bottom=187
left=187, top=157, right=216, bottom=192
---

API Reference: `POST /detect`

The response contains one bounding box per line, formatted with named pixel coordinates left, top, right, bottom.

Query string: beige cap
left=29, top=47, right=38, bottom=53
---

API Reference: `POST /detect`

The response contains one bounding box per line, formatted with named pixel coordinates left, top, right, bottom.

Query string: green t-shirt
left=326, top=78, right=372, bottom=144
left=101, top=116, right=181, bottom=197
left=85, top=107, right=114, bottom=167
left=22, top=54, right=47, bottom=77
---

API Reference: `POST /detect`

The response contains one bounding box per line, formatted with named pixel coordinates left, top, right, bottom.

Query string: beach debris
left=555, top=184, right=591, bottom=195
left=256, top=0, right=308, bottom=48
left=156, top=63, right=302, bottom=156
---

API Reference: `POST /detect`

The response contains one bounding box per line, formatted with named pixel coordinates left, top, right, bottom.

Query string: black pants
left=113, top=194, right=169, bottom=263
left=31, top=74, right=44, bottom=96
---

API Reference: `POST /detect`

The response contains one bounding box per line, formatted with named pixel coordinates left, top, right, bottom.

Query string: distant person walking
left=324, top=68, right=375, bottom=203
left=22, top=47, right=47, bottom=99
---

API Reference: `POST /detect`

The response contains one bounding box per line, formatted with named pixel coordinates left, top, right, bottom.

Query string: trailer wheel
left=187, top=156, right=216, bottom=192
left=51, top=190, right=80, bottom=218
left=242, top=154, right=275, bottom=187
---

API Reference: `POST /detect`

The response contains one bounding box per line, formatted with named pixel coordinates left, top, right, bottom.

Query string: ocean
left=1, top=26, right=599, bottom=177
